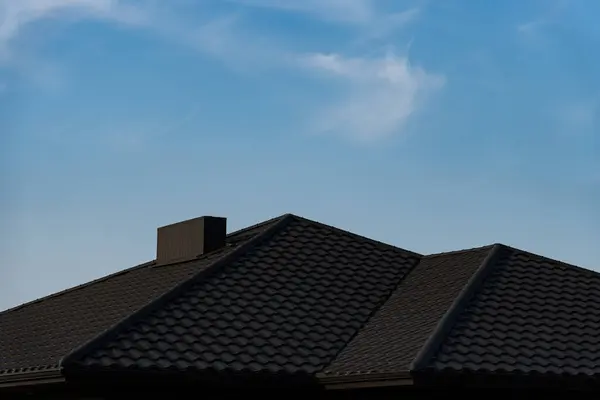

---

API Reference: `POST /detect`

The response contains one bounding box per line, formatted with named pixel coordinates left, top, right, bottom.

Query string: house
left=1, top=213, right=599, bottom=397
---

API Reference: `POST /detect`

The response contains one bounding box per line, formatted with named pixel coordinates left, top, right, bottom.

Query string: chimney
left=156, top=216, right=227, bottom=266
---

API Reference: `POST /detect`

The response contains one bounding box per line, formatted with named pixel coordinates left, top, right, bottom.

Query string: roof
left=320, top=245, right=495, bottom=380
left=63, top=215, right=420, bottom=379
left=424, top=245, right=600, bottom=378
left=1, top=213, right=600, bottom=391
left=0, top=216, right=280, bottom=376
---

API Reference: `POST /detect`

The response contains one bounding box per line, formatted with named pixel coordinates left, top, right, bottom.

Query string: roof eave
left=0, top=368, right=64, bottom=388
left=318, top=371, right=414, bottom=390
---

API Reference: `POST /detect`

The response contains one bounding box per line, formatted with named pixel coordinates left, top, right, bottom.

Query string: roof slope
left=320, top=245, right=495, bottom=380
left=62, top=215, right=421, bottom=378
left=421, top=245, right=600, bottom=379
left=0, top=217, right=278, bottom=376
left=3, top=212, right=600, bottom=390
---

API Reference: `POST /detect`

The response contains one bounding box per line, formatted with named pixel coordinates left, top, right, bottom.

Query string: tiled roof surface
left=3, top=212, right=600, bottom=390
left=426, top=245, right=600, bottom=378
left=321, top=246, right=493, bottom=377
left=0, top=219, right=276, bottom=375
left=66, top=215, right=421, bottom=376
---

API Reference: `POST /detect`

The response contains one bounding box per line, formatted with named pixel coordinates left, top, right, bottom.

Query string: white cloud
left=517, top=19, right=547, bottom=35
left=516, top=0, right=570, bottom=40
left=0, top=0, right=147, bottom=59
left=301, top=52, right=444, bottom=142
left=180, top=14, right=290, bottom=72
left=361, top=8, right=419, bottom=41
left=230, top=0, right=419, bottom=42
left=0, top=0, right=441, bottom=143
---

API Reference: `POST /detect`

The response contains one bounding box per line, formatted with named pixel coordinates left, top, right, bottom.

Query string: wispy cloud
left=516, top=0, right=570, bottom=40
left=228, top=0, right=375, bottom=24
left=1, top=0, right=440, bottom=143
left=0, top=0, right=290, bottom=71
left=230, top=0, right=433, bottom=142
left=556, top=99, right=598, bottom=133
left=517, top=19, right=548, bottom=36
left=231, top=0, right=420, bottom=45
left=179, top=13, right=292, bottom=72
left=0, top=0, right=147, bottom=59
left=300, top=52, right=444, bottom=142
left=360, top=8, right=419, bottom=41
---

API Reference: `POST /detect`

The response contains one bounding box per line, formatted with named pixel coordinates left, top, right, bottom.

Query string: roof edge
left=500, top=243, right=600, bottom=277
left=424, top=244, right=495, bottom=258
left=0, top=218, right=283, bottom=316
left=0, top=368, right=64, bottom=388
left=289, top=214, right=422, bottom=258
left=0, top=260, right=156, bottom=316
left=58, top=214, right=295, bottom=371
left=319, top=371, right=413, bottom=390
left=226, top=214, right=287, bottom=237
left=409, top=243, right=504, bottom=372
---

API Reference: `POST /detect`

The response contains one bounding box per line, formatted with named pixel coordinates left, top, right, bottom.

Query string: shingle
left=66, top=215, right=421, bottom=376
left=426, top=245, right=600, bottom=377
left=0, top=219, right=277, bottom=375
left=320, top=246, right=493, bottom=377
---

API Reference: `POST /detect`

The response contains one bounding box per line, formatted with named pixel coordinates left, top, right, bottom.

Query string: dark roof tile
left=320, top=245, right=494, bottom=378
left=0, top=218, right=277, bottom=375
left=426, top=245, right=600, bottom=377
left=4, top=212, right=599, bottom=389
left=65, top=215, right=421, bottom=377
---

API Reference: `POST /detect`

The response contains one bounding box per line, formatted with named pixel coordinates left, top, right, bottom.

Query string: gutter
left=318, top=371, right=414, bottom=390
left=0, top=368, right=64, bottom=388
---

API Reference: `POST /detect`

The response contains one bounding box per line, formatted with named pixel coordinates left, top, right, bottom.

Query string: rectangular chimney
left=156, top=216, right=227, bottom=266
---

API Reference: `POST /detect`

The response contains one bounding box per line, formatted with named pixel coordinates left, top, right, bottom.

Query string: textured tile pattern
left=0, top=221, right=274, bottom=374
left=322, top=246, right=492, bottom=377
left=429, top=246, right=600, bottom=377
left=71, top=216, right=421, bottom=375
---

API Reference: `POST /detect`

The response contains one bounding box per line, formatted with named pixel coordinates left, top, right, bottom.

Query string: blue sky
left=1, top=0, right=599, bottom=311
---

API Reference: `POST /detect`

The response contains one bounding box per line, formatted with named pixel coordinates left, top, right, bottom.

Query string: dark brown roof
left=2, top=213, right=600, bottom=390
left=0, top=217, right=279, bottom=376
left=63, top=215, right=420, bottom=378
left=423, top=245, right=600, bottom=378
left=320, top=245, right=494, bottom=379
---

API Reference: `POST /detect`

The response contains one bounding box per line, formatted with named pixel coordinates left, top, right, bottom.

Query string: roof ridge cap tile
left=424, top=244, right=498, bottom=259
left=226, top=214, right=287, bottom=237
left=59, top=214, right=295, bottom=371
left=288, top=214, right=422, bottom=258
left=409, top=243, right=505, bottom=372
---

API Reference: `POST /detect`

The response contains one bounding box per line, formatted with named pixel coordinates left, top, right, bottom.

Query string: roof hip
left=409, top=244, right=504, bottom=372
left=58, top=214, right=294, bottom=370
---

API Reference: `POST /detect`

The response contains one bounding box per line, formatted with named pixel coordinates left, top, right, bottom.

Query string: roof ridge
left=59, top=214, right=295, bottom=370
left=226, top=214, right=287, bottom=237
left=0, top=219, right=283, bottom=317
left=409, top=243, right=505, bottom=372
left=287, top=214, right=422, bottom=258
left=424, top=244, right=497, bottom=258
